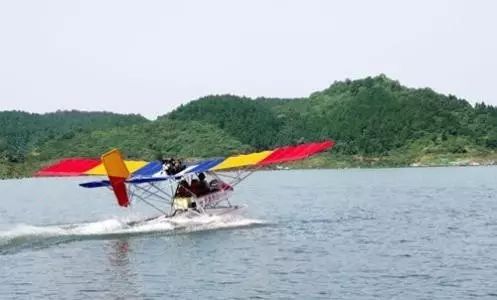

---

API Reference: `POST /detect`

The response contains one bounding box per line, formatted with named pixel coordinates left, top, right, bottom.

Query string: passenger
left=190, top=178, right=200, bottom=195
left=175, top=180, right=191, bottom=197
left=173, top=180, right=192, bottom=213
left=190, top=173, right=210, bottom=197
left=209, top=179, right=233, bottom=192
left=197, top=173, right=210, bottom=196
left=209, top=179, right=220, bottom=191
left=198, top=173, right=207, bottom=185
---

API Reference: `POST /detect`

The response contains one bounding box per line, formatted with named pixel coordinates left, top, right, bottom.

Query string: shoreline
left=2, top=153, right=497, bottom=180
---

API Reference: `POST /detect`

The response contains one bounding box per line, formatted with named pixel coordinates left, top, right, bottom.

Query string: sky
left=0, top=0, right=496, bottom=119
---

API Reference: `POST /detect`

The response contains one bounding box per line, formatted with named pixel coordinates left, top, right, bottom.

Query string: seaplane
left=36, top=140, right=335, bottom=222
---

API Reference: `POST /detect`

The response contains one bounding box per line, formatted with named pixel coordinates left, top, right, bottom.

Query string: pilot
left=160, top=158, right=171, bottom=175
left=162, top=158, right=186, bottom=175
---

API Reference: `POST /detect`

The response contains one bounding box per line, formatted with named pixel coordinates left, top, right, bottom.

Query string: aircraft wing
left=36, top=140, right=335, bottom=179
left=35, top=140, right=335, bottom=207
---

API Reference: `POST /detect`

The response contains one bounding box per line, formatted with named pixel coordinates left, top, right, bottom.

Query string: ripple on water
left=2, top=168, right=497, bottom=299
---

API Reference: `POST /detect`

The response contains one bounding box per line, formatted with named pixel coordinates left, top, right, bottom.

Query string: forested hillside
left=165, top=96, right=287, bottom=148
left=0, top=110, right=147, bottom=162
left=167, top=75, right=497, bottom=157
left=37, top=119, right=249, bottom=160
left=0, top=111, right=148, bottom=177
left=2, top=75, right=497, bottom=178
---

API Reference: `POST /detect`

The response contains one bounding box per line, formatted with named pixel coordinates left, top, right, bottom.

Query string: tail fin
left=101, top=149, right=130, bottom=207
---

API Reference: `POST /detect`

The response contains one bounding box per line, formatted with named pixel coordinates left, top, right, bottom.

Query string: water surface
left=1, top=167, right=497, bottom=299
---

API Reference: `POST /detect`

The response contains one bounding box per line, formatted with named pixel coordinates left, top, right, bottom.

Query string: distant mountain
left=2, top=75, right=497, bottom=178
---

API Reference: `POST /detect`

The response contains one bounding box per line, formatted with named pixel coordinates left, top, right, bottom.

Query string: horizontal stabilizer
left=79, top=177, right=169, bottom=189
left=79, top=180, right=110, bottom=188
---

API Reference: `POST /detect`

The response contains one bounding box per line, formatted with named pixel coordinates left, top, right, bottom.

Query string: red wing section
left=258, top=140, right=334, bottom=166
left=36, top=158, right=101, bottom=176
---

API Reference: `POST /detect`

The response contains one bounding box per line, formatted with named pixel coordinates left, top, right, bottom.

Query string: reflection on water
left=108, top=239, right=131, bottom=267
left=104, top=239, right=140, bottom=300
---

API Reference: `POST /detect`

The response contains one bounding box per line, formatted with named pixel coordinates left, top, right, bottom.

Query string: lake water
left=1, top=167, right=497, bottom=299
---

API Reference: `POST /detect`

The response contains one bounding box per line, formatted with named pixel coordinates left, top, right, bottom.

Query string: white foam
left=0, top=214, right=266, bottom=251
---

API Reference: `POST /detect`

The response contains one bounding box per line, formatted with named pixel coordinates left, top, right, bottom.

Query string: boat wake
left=0, top=214, right=266, bottom=255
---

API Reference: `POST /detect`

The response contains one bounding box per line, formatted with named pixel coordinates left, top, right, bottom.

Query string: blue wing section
left=80, top=158, right=224, bottom=189
left=132, top=160, right=163, bottom=177
left=188, top=158, right=224, bottom=173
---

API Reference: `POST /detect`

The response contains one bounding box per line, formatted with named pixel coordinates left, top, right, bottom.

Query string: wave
left=0, top=214, right=266, bottom=255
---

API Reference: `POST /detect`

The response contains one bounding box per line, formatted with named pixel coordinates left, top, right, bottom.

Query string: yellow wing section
left=84, top=149, right=147, bottom=176
left=84, top=161, right=147, bottom=176
left=211, top=150, right=273, bottom=171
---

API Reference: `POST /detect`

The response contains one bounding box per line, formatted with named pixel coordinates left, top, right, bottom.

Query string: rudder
left=101, top=149, right=130, bottom=207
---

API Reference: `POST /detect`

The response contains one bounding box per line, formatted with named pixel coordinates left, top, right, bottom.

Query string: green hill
left=0, top=110, right=148, bottom=162
left=165, top=95, right=286, bottom=148
left=37, top=119, right=249, bottom=161
left=2, top=74, right=497, bottom=178
left=0, top=110, right=148, bottom=177
left=165, top=75, right=497, bottom=160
